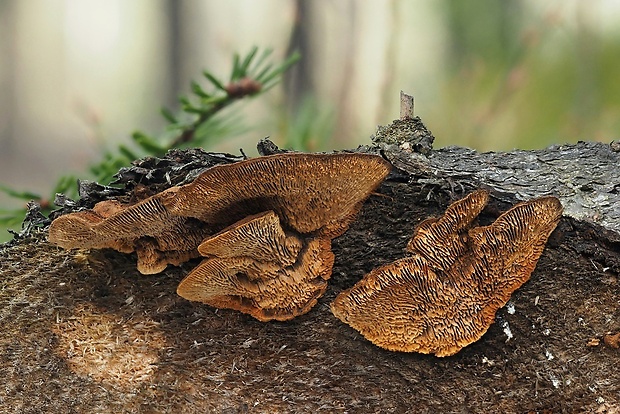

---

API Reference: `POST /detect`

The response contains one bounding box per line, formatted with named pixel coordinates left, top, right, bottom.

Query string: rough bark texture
left=1, top=119, right=619, bottom=413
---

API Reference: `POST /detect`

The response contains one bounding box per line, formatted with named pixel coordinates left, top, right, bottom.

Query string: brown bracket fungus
left=195, top=211, right=303, bottom=267
left=48, top=198, right=210, bottom=274
left=331, top=190, right=563, bottom=356
left=164, top=152, right=391, bottom=237
left=177, top=211, right=335, bottom=321
left=49, top=152, right=390, bottom=319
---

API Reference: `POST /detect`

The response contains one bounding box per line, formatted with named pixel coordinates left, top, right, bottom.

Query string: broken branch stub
left=331, top=190, right=563, bottom=356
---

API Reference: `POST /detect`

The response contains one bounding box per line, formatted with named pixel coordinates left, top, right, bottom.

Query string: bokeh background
left=1, top=0, right=620, bottom=240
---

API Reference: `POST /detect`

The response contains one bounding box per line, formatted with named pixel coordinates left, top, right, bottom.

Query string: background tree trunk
left=1, top=119, right=619, bottom=413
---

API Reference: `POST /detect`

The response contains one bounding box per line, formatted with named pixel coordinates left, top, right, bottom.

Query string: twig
left=400, top=91, right=414, bottom=120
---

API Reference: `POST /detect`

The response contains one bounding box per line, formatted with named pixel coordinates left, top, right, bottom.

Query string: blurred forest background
left=1, top=0, right=620, bottom=241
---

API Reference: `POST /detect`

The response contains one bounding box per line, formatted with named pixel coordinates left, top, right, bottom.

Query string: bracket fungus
left=47, top=198, right=210, bottom=274
left=164, top=152, right=391, bottom=237
left=49, top=152, right=390, bottom=319
left=195, top=211, right=304, bottom=266
left=177, top=211, right=335, bottom=321
left=331, top=190, right=563, bottom=356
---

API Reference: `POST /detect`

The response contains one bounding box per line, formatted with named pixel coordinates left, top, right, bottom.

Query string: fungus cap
left=166, top=152, right=391, bottom=236
left=197, top=211, right=302, bottom=267
left=48, top=197, right=211, bottom=275
left=406, top=190, right=489, bottom=271
left=331, top=191, right=563, bottom=356
left=177, top=236, right=335, bottom=321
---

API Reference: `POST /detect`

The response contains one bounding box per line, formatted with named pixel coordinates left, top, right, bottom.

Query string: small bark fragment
left=603, top=332, right=620, bottom=349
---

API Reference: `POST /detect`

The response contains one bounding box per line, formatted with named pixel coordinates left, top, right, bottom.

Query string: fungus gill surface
left=331, top=190, right=563, bottom=356
left=48, top=152, right=390, bottom=276
left=49, top=152, right=390, bottom=319
left=177, top=225, right=334, bottom=321
left=196, top=211, right=303, bottom=267
left=48, top=198, right=210, bottom=274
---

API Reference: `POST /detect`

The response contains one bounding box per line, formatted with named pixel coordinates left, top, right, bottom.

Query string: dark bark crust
left=1, top=124, right=619, bottom=413
left=428, top=142, right=620, bottom=235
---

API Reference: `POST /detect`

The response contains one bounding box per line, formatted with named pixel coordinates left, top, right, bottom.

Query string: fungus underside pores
left=331, top=190, right=563, bottom=356
left=48, top=152, right=392, bottom=321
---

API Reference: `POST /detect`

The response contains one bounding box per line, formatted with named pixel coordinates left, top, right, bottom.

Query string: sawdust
left=52, top=303, right=166, bottom=387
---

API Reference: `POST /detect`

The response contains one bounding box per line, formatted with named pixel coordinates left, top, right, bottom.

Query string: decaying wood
left=1, top=118, right=619, bottom=413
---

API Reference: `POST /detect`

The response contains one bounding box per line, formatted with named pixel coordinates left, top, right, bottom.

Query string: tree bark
left=1, top=118, right=619, bottom=413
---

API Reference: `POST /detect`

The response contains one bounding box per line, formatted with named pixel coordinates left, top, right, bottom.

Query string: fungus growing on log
left=331, top=190, right=563, bottom=356
left=177, top=212, right=335, bottom=321
left=48, top=199, right=209, bottom=274
left=196, top=211, right=303, bottom=267
left=49, top=152, right=390, bottom=318
left=165, top=152, right=391, bottom=237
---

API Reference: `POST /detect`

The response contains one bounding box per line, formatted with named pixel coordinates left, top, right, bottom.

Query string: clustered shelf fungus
left=176, top=211, right=336, bottom=321
left=49, top=152, right=391, bottom=321
left=46, top=198, right=210, bottom=274
left=331, top=190, right=563, bottom=357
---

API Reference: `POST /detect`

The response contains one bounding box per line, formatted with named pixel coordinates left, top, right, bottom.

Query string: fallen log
left=1, top=114, right=619, bottom=413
